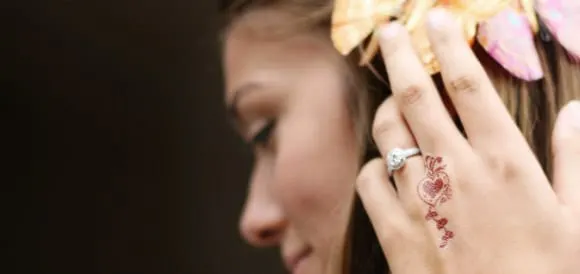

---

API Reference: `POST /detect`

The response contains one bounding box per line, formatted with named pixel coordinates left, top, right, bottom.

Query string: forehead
left=223, top=9, right=342, bottom=101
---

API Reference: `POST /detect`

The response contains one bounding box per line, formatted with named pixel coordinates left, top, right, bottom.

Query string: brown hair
left=221, top=1, right=580, bottom=273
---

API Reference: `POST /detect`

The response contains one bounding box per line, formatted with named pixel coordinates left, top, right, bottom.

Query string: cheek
left=273, top=109, right=359, bottom=235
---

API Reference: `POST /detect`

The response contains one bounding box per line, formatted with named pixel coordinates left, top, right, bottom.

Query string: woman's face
left=223, top=10, right=360, bottom=274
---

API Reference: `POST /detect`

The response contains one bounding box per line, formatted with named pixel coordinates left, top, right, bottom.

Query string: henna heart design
left=418, top=173, right=451, bottom=206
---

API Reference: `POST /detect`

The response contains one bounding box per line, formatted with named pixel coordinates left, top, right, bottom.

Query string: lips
left=283, top=247, right=312, bottom=274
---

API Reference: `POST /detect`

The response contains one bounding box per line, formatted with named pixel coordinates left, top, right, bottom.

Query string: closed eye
left=251, top=121, right=276, bottom=147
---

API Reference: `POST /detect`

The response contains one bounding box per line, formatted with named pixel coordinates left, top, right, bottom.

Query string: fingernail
left=378, top=22, right=403, bottom=40
left=556, top=100, right=580, bottom=138
left=427, top=8, right=453, bottom=30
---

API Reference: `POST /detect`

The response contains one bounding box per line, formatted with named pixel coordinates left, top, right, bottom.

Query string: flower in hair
left=331, top=0, right=580, bottom=81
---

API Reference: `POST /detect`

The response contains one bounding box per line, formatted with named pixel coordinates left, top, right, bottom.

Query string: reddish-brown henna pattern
left=417, top=155, right=454, bottom=248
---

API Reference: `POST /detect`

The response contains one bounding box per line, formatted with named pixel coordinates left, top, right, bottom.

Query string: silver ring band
left=386, top=147, right=421, bottom=174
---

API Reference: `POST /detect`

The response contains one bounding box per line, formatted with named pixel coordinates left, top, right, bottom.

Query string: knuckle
left=405, top=202, right=427, bottom=223
left=372, top=114, right=398, bottom=143
left=377, top=220, right=412, bottom=248
left=448, top=75, right=480, bottom=94
left=396, top=85, right=423, bottom=106
left=356, top=171, right=372, bottom=192
left=356, top=159, right=385, bottom=192
left=482, top=150, right=523, bottom=180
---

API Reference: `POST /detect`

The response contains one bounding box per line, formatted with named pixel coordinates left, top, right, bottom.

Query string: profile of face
left=223, top=8, right=360, bottom=274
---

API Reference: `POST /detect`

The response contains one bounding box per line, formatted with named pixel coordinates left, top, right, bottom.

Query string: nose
left=239, top=174, right=286, bottom=247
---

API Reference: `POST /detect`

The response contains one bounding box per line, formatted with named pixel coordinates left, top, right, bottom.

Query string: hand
left=356, top=8, right=580, bottom=274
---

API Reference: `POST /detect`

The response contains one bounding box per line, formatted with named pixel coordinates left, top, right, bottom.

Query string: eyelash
left=251, top=121, right=276, bottom=147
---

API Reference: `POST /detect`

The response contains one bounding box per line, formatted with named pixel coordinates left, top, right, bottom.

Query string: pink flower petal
left=477, top=7, right=543, bottom=81
left=536, top=0, right=580, bottom=61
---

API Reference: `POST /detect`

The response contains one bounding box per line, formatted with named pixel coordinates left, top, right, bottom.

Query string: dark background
left=4, top=0, right=282, bottom=273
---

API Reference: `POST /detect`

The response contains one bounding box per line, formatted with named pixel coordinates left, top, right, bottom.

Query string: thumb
left=552, top=100, right=580, bottom=213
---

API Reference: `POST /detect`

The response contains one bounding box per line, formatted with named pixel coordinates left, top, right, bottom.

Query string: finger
left=372, top=97, right=424, bottom=201
left=552, top=101, right=580, bottom=214
left=426, top=8, right=533, bottom=157
left=377, top=22, right=468, bottom=154
left=357, top=159, right=437, bottom=274
left=372, top=98, right=458, bottom=249
left=356, top=159, right=417, bottom=255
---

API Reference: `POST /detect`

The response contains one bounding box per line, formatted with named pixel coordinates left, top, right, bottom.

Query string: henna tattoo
left=417, top=155, right=454, bottom=248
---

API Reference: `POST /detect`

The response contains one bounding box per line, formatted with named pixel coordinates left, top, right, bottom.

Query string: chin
left=295, top=254, right=332, bottom=274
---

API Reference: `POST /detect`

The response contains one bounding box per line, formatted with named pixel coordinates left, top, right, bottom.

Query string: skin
left=223, top=6, right=580, bottom=274
left=358, top=9, right=580, bottom=274
left=223, top=9, right=360, bottom=274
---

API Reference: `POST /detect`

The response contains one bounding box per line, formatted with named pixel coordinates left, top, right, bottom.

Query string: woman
left=220, top=0, right=580, bottom=273
left=222, top=1, right=365, bottom=273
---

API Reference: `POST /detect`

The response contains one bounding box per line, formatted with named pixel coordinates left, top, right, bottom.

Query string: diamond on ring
left=386, top=147, right=421, bottom=174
